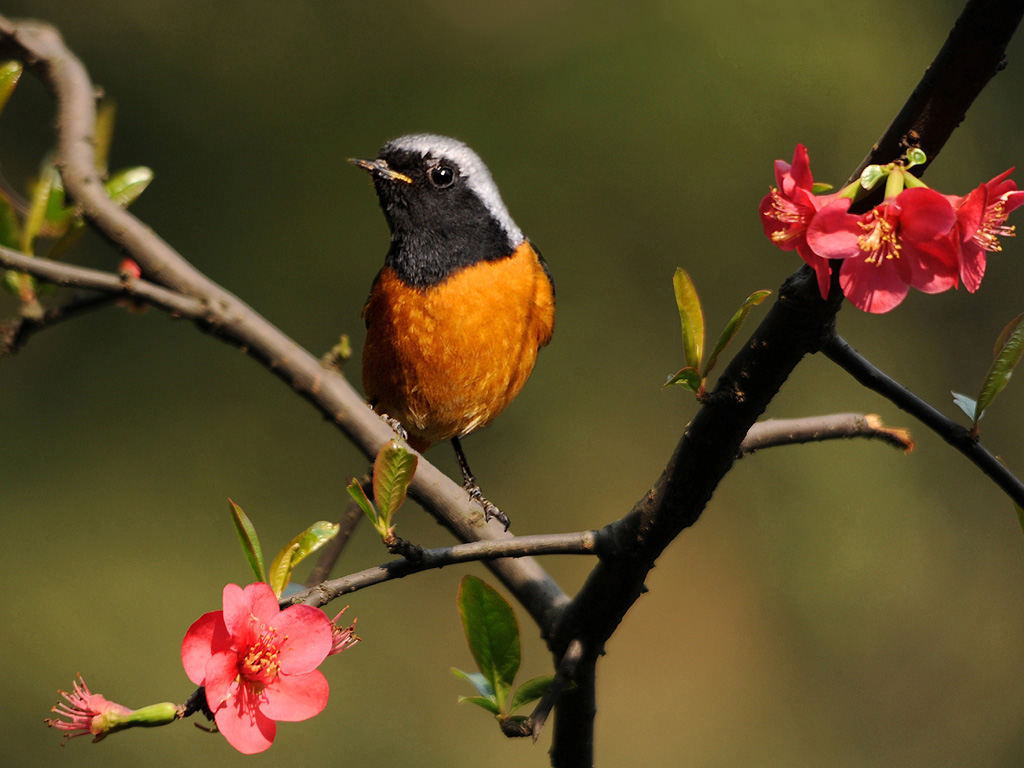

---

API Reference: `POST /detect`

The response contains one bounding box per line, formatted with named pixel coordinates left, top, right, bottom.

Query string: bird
left=351, top=134, right=555, bottom=529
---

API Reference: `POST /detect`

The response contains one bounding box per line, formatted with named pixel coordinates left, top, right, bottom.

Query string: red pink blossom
left=760, top=146, right=1021, bottom=313
left=181, top=582, right=334, bottom=754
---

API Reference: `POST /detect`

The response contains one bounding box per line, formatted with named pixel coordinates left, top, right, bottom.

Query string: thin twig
left=822, top=333, right=1024, bottom=507
left=530, top=639, right=584, bottom=742
left=741, top=413, right=914, bottom=455
left=286, top=531, right=603, bottom=609
left=1, top=291, right=114, bottom=357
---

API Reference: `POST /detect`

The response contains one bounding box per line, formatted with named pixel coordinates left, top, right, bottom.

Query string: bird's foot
left=464, top=481, right=510, bottom=531
left=368, top=403, right=408, bottom=442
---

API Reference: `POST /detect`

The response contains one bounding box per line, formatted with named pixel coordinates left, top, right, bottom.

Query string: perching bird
left=352, top=134, right=555, bottom=529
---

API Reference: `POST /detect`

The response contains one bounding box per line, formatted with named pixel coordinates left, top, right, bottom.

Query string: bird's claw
left=464, top=482, right=510, bottom=530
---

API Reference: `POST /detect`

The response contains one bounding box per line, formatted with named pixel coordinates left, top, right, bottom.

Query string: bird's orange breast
left=361, top=241, right=555, bottom=450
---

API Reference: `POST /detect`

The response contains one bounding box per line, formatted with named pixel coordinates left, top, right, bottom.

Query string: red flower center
left=240, top=622, right=283, bottom=687
left=975, top=199, right=1015, bottom=252
left=857, top=210, right=901, bottom=265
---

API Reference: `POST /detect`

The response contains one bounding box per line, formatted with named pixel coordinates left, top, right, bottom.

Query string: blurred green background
left=3, top=0, right=1024, bottom=766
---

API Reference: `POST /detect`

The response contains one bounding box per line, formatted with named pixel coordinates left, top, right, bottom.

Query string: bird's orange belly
left=362, top=242, right=555, bottom=450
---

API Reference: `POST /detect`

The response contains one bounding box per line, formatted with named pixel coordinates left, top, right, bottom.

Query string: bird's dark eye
left=428, top=164, right=456, bottom=188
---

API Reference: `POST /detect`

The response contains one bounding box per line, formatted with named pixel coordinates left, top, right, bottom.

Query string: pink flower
left=759, top=144, right=854, bottom=300
left=45, top=675, right=133, bottom=745
left=181, top=583, right=334, bottom=754
left=807, top=186, right=957, bottom=313
left=945, top=170, right=1024, bottom=292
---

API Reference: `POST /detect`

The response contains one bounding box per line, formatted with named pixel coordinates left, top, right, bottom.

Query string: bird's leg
left=451, top=436, right=509, bottom=530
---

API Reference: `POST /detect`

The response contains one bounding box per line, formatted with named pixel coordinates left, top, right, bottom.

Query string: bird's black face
left=353, top=144, right=516, bottom=288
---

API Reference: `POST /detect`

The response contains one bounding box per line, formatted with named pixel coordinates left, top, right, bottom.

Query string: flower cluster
left=760, top=144, right=1024, bottom=313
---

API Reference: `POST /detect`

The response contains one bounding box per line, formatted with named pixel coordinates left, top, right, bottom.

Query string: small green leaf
left=104, top=166, right=154, bottom=208
left=451, top=667, right=496, bottom=698
left=458, top=575, right=520, bottom=713
left=0, top=195, right=20, bottom=249
left=663, top=366, right=702, bottom=393
left=811, top=182, right=834, bottom=194
left=0, top=61, right=22, bottom=117
left=44, top=220, right=86, bottom=261
left=859, top=164, right=886, bottom=191
left=21, top=165, right=56, bottom=253
left=267, top=542, right=299, bottom=597
left=703, top=289, right=771, bottom=378
left=509, top=675, right=555, bottom=714
left=2, top=269, right=22, bottom=297
left=993, top=313, right=1024, bottom=360
left=904, top=147, right=928, bottom=169
left=94, top=100, right=117, bottom=175
left=976, top=313, right=1024, bottom=421
left=372, top=439, right=418, bottom=527
left=673, top=268, right=704, bottom=371
left=229, top=499, right=266, bottom=583
left=951, top=391, right=979, bottom=422
left=266, top=520, right=340, bottom=596
left=457, top=696, right=502, bottom=716
left=347, top=478, right=380, bottom=530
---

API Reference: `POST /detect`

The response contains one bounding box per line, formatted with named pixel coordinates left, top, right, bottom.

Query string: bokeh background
left=3, top=1, right=1024, bottom=766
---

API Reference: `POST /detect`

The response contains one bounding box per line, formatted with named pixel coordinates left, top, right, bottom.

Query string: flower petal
left=805, top=198, right=862, bottom=259
left=223, top=582, right=281, bottom=644
left=272, top=605, right=334, bottom=674
left=839, top=257, right=910, bottom=313
left=181, top=611, right=223, bottom=685
left=260, top=670, right=329, bottom=722
left=204, top=650, right=242, bottom=711
left=893, top=187, right=955, bottom=241
left=214, top=689, right=277, bottom=755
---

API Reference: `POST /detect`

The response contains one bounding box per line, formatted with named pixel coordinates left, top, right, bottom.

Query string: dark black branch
left=822, top=333, right=1024, bottom=507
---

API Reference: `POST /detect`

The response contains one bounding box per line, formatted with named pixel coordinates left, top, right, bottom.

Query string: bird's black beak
left=348, top=157, right=413, bottom=184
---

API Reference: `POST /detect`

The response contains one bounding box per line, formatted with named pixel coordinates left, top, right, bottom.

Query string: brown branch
left=0, top=15, right=570, bottom=636
left=741, top=413, right=914, bottom=455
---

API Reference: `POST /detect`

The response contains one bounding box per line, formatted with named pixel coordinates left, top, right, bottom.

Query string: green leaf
left=104, top=166, right=154, bottom=208
left=703, top=289, right=771, bottom=378
left=229, top=499, right=266, bottom=583
left=0, top=195, right=20, bottom=249
left=44, top=220, right=86, bottom=261
left=372, top=439, right=418, bottom=526
left=457, top=696, right=502, bottom=716
left=673, top=268, right=704, bottom=371
left=859, top=164, right=886, bottom=191
left=457, top=575, right=520, bottom=713
left=951, top=391, right=979, bottom=422
left=976, top=313, right=1024, bottom=421
left=663, top=366, right=702, bottom=393
left=347, top=478, right=380, bottom=530
left=267, top=520, right=340, bottom=597
left=94, top=100, right=117, bottom=175
left=811, top=182, right=834, bottom=194
left=21, top=165, right=56, bottom=253
left=451, top=667, right=496, bottom=699
left=509, top=675, right=554, bottom=714
left=0, top=61, right=22, bottom=117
